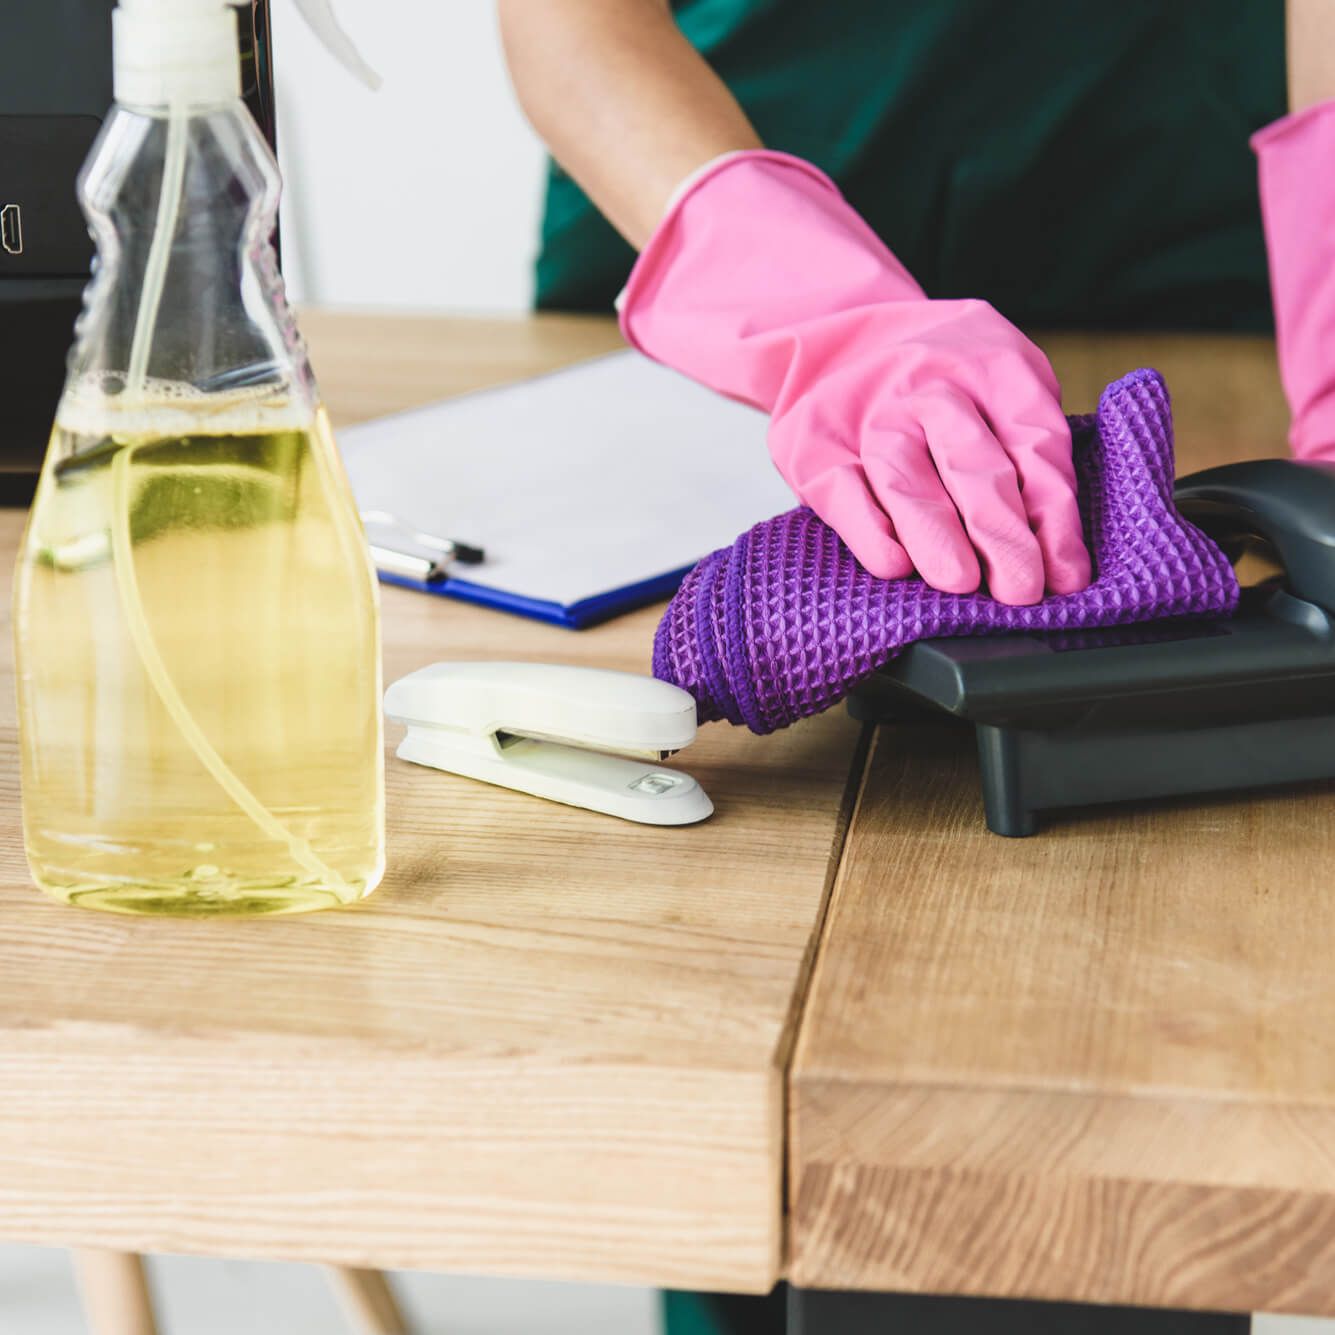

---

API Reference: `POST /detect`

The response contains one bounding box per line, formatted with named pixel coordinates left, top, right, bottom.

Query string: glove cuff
left=618, top=148, right=924, bottom=409
left=1250, top=95, right=1335, bottom=154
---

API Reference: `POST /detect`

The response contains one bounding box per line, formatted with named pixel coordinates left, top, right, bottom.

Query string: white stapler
left=383, top=662, right=714, bottom=826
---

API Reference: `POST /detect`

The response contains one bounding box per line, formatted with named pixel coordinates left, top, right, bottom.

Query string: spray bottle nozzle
left=290, top=0, right=382, bottom=91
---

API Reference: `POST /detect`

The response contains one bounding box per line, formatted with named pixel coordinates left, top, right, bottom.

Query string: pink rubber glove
left=620, top=151, right=1091, bottom=606
left=1254, top=100, right=1335, bottom=462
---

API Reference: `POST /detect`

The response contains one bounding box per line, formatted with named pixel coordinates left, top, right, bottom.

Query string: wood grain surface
left=0, top=313, right=864, bottom=1291
left=790, top=334, right=1335, bottom=1314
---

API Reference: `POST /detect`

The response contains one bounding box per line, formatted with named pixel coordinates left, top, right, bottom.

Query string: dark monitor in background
left=0, top=1, right=277, bottom=503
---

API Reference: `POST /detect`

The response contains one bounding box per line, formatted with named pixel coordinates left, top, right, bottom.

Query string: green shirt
left=535, top=0, right=1285, bottom=330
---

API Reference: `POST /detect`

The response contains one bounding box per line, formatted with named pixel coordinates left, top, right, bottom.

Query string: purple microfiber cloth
left=653, top=368, right=1241, bottom=735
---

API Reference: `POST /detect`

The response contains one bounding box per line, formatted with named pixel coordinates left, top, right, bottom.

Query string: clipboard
left=338, top=351, right=795, bottom=629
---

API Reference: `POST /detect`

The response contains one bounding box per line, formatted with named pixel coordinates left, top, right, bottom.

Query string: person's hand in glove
left=620, top=152, right=1092, bottom=606
left=1254, top=98, right=1335, bottom=463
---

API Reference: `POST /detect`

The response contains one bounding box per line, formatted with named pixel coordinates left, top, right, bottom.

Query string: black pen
left=361, top=510, right=485, bottom=584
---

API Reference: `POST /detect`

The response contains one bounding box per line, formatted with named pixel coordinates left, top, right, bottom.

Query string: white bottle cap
left=113, top=0, right=241, bottom=110
left=114, top=0, right=380, bottom=111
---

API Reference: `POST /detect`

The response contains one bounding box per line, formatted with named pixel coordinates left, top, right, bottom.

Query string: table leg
left=326, top=1266, right=410, bottom=1335
left=74, top=1250, right=158, bottom=1335
left=787, top=1289, right=1250, bottom=1334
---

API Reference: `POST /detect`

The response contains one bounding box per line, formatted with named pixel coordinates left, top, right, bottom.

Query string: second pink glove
left=1254, top=100, right=1335, bottom=463
left=620, top=151, right=1091, bottom=606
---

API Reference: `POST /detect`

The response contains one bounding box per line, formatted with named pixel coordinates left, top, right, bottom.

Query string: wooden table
left=2, top=316, right=1331, bottom=1327
left=790, top=334, right=1335, bottom=1325
left=0, top=311, right=863, bottom=1295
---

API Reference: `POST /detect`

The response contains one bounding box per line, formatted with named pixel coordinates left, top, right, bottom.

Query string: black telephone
left=850, top=459, right=1335, bottom=836
left=0, top=1, right=276, bottom=503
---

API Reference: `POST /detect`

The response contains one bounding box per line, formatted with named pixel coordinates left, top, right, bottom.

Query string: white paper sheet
left=338, top=351, right=795, bottom=611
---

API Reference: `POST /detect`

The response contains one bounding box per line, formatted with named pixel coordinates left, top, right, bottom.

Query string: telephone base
left=848, top=584, right=1335, bottom=836
left=969, top=713, right=1335, bottom=837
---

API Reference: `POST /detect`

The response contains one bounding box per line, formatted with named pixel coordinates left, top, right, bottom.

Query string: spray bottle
left=12, top=0, right=386, bottom=916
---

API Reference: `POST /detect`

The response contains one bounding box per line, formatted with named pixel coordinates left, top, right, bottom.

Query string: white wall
left=271, top=0, right=547, bottom=314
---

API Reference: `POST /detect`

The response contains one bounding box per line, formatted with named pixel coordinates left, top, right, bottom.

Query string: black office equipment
left=848, top=459, right=1335, bottom=836
left=0, top=1, right=275, bottom=502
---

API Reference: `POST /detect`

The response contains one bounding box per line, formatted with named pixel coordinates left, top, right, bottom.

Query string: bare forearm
left=1288, top=0, right=1335, bottom=110
left=497, top=0, right=761, bottom=248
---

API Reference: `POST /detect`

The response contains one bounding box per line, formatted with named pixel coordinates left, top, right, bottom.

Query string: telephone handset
left=1174, top=458, right=1335, bottom=613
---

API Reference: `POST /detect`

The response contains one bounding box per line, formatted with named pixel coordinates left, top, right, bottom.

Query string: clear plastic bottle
left=12, top=0, right=385, bottom=915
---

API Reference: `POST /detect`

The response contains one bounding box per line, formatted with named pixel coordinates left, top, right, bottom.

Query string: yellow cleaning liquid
left=13, top=386, right=385, bottom=916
